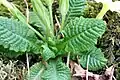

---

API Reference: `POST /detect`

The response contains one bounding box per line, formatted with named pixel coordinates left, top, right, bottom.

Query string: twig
left=55, top=15, right=61, bottom=29
left=55, top=15, right=62, bottom=39
left=86, top=55, right=90, bottom=80
left=67, top=52, right=70, bottom=67
left=24, top=0, right=30, bottom=77
left=113, top=76, right=117, bottom=80
left=24, top=0, right=29, bottom=23
left=26, top=53, right=30, bottom=76
left=106, top=65, right=117, bottom=80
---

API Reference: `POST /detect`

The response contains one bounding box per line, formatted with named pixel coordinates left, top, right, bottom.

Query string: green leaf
left=42, top=59, right=71, bottom=80
left=31, top=0, right=53, bottom=37
left=43, top=0, right=54, bottom=6
left=26, top=62, right=45, bottom=80
left=41, top=44, right=55, bottom=61
left=29, top=12, right=42, bottom=27
left=29, top=12, right=45, bottom=35
left=65, top=0, right=86, bottom=24
left=0, top=45, right=23, bottom=58
left=31, top=0, right=50, bottom=27
left=62, top=17, right=106, bottom=53
left=79, top=47, right=107, bottom=71
left=59, top=0, right=69, bottom=17
left=0, top=17, right=41, bottom=53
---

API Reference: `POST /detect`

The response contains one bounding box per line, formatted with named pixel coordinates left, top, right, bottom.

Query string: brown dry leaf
left=70, top=61, right=115, bottom=80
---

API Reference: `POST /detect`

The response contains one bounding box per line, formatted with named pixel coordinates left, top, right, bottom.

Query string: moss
left=84, top=1, right=103, bottom=18
left=0, top=0, right=31, bottom=17
left=0, top=59, right=26, bottom=80
left=0, top=5, right=10, bottom=17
